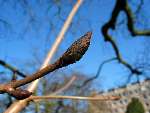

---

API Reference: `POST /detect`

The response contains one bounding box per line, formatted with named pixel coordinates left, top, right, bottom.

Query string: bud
left=56, top=31, right=92, bottom=67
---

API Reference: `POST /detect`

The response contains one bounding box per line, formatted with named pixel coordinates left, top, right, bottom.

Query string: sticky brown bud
left=56, top=31, right=92, bottom=67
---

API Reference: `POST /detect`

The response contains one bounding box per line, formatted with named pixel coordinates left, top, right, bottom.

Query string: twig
left=52, top=76, right=77, bottom=95
left=134, top=0, right=144, bottom=15
left=0, top=60, right=26, bottom=77
left=79, top=58, right=117, bottom=88
left=125, top=0, right=150, bottom=36
left=34, top=76, right=77, bottom=103
left=28, top=95, right=121, bottom=101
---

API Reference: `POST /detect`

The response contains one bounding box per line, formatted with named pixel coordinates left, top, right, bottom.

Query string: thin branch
left=79, top=58, right=117, bottom=88
left=52, top=76, right=77, bottom=95
left=101, top=0, right=150, bottom=76
left=0, top=60, right=26, bottom=77
left=0, top=18, right=11, bottom=29
left=11, top=72, right=17, bottom=81
left=125, top=1, right=150, bottom=36
left=134, top=0, right=144, bottom=15
left=33, top=76, right=76, bottom=103
left=28, top=95, right=120, bottom=101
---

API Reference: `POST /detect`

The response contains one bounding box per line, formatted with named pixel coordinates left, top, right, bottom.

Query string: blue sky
left=0, top=0, right=150, bottom=91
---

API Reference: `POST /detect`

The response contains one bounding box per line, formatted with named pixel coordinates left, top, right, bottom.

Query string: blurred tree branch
left=101, top=0, right=150, bottom=77
left=0, top=60, right=26, bottom=78
left=28, top=95, right=120, bottom=101
left=51, top=76, right=77, bottom=95
left=79, top=57, right=117, bottom=88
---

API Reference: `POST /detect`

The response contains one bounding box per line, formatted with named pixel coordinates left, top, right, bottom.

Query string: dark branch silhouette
left=0, top=60, right=26, bottom=77
left=101, top=0, right=150, bottom=76
left=79, top=57, right=117, bottom=88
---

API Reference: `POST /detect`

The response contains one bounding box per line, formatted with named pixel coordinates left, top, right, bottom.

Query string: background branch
left=101, top=0, right=150, bottom=76
left=125, top=1, right=150, bottom=36
left=0, top=60, right=26, bottom=78
left=52, top=76, right=76, bottom=95
left=28, top=95, right=120, bottom=101
left=79, top=58, right=117, bottom=88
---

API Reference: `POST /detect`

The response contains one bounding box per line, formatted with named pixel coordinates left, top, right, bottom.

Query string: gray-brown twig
left=28, top=95, right=121, bottom=101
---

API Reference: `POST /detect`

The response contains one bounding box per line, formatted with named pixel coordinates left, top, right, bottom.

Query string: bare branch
left=134, top=0, right=144, bottom=15
left=52, top=76, right=77, bottom=95
left=28, top=95, right=120, bottom=101
left=0, top=60, right=26, bottom=77
left=125, top=1, right=150, bottom=36
left=79, top=58, right=117, bottom=88
left=101, top=0, right=150, bottom=76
